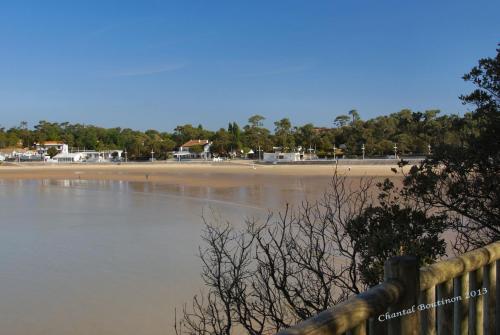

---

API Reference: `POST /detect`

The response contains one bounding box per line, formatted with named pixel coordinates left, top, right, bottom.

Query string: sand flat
left=0, top=162, right=404, bottom=187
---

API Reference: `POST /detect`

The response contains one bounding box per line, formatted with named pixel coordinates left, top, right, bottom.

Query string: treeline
left=0, top=109, right=475, bottom=159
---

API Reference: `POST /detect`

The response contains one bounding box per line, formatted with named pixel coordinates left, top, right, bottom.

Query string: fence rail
left=278, top=241, right=500, bottom=335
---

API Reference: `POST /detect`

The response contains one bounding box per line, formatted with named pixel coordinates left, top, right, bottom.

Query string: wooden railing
left=278, top=241, right=500, bottom=335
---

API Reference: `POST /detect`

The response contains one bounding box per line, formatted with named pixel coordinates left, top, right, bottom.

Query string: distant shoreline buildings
left=0, top=141, right=124, bottom=163
left=0, top=139, right=424, bottom=164
left=173, top=139, right=212, bottom=160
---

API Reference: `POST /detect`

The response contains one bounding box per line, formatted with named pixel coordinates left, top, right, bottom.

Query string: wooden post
left=496, top=260, right=500, bottom=335
left=470, top=268, right=484, bottom=335
left=437, top=279, right=454, bottom=335
left=384, top=256, right=419, bottom=335
left=484, top=262, right=496, bottom=335
left=369, top=317, right=386, bottom=335
left=455, top=274, right=469, bottom=335
left=420, top=286, right=436, bottom=335
left=346, top=322, right=366, bottom=335
left=476, top=267, right=484, bottom=335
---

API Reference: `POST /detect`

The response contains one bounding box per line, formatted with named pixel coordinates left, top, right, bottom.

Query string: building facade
left=173, top=139, right=212, bottom=160
left=35, top=141, right=69, bottom=155
left=263, top=152, right=301, bottom=162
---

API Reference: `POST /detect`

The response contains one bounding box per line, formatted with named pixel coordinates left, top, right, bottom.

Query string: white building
left=263, top=152, right=301, bottom=163
left=53, top=150, right=124, bottom=163
left=35, top=141, right=69, bottom=155
left=100, top=150, right=124, bottom=162
left=19, top=151, right=41, bottom=161
left=3, top=149, right=41, bottom=161
left=173, top=139, right=212, bottom=160
left=53, top=152, right=87, bottom=163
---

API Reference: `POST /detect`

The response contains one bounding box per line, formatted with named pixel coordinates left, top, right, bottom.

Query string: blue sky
left=0, top=1, right=498, bottom=131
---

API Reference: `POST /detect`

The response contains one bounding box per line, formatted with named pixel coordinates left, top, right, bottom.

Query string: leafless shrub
left=175, top=171, right=374, bottom=335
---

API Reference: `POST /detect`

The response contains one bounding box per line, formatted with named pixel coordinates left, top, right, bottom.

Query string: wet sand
left=0, top=162, right=405, bottom=187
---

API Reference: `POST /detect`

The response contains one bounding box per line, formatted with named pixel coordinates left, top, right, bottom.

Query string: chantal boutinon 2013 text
left=377, top=288, right=488, bottom=322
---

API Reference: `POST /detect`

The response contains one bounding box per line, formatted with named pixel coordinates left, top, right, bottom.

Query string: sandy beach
left=0, top=161, right=406, bottom=187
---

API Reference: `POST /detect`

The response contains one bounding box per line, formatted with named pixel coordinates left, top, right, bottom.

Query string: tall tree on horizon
left=348, top=109, right=360, bottom=125
left=247, top=114, right=265, bottom=128
left=244, top=115, right=272, bottom=155
left=274, top=118, right=294, bottom=151
left=334, top=115, right=350, bottom=128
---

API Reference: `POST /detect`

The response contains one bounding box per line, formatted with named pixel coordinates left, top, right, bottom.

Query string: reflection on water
left=0, top=176, right=334, bottom=335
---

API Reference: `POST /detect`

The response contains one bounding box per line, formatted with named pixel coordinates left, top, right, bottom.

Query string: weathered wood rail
left=278, top=241, right=500, bottom=335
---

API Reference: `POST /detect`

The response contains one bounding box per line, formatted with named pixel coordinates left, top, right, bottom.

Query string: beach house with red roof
left=173, top=139, right=212, bottom=160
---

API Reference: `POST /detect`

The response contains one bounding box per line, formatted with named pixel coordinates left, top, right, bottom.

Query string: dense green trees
left=210, top=128, right=232, bottom=156
left=227, top=122, right=242, bottom=153
left=242, top=115, right=273, bottom=155
left=273, top=118, right=294, bottom=151
left=0, top=104, right=483, bottom=160
left=0, top=109, right=475, bottom=159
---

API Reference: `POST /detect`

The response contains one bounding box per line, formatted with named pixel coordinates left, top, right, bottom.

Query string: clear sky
left=0, top=1, right=499, bottom=131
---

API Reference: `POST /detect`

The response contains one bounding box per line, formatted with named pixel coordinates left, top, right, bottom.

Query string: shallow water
left=0, top=175, right=338, bottom=335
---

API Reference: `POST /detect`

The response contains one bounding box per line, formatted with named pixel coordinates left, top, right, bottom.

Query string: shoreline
left=0, top=161, right=407, bottom=188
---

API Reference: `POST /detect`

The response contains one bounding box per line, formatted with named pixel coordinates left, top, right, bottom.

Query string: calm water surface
left=0, top=175, right=335, bottom=335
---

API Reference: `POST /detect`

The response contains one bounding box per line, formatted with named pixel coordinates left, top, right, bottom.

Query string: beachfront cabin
left=263, top=152, right=301, bottom=163
left=52, top=150, right=122, bottom=163
left=0, top=148, right=40, bottom=161
left=53, top=152, right=86, bottom=163
left=0, top=148, right=14, bottom=159
left=173, top=139, right=212, bottom=160
left=82, top=151, right=103, bottom=162
left=19, top=151, right=42, bottom=161
left=35, top=141, right=69, bottom=156
left=100, top=150, right=124, bottom=162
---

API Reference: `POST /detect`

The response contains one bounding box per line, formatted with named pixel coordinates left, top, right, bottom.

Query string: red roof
left=181, top=139, right=209, bottom=147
